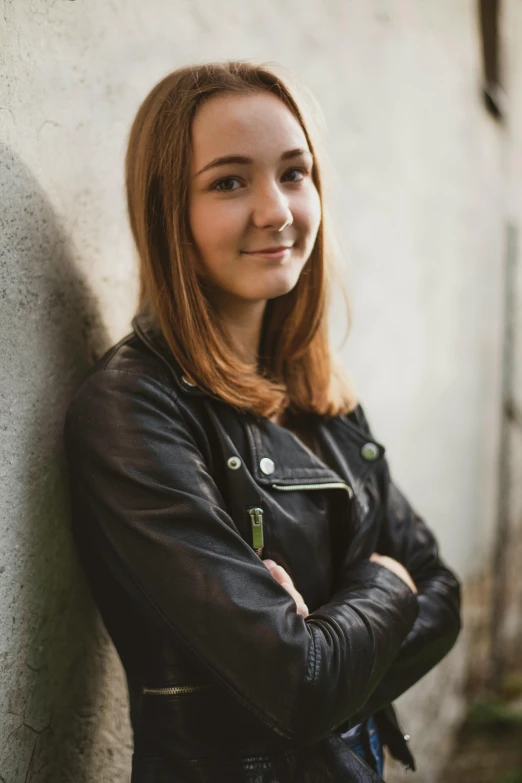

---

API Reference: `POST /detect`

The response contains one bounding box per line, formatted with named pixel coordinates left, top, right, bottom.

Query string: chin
left=247, top=270, right=302, bottom=301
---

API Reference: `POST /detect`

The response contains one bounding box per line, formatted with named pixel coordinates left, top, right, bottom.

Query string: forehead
left=190, top=91, right=309, bottom=165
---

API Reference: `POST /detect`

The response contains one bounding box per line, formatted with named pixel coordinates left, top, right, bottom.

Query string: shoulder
left=82, top=330, right=176, bottom=392
left=63, top=330, right=216, bottom=465
left=64, top=332, right=180, bottom=438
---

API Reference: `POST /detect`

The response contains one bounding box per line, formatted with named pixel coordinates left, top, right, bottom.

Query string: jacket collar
left=243, top=414, right=342, bottom=487
left=132, top=310, right=207, bottom=397
left=131, top=309, right=385, bottom=501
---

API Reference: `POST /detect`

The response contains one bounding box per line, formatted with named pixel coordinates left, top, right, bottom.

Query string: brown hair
left=125, top=60, right=356, bottom=419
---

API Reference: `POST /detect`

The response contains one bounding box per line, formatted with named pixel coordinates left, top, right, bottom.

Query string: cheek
left=293, top=186, right=322, bottom=238
left=190, top=199, right=244, bottom=256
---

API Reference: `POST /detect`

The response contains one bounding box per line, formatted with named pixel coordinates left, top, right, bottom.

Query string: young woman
left=64, top=61, right=461, bottom=782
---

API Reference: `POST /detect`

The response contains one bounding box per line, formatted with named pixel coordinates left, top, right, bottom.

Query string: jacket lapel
left=243, top=415, right=344, bottom=487
left=318, top=417, right=386, bottom=519
left=132, top=309, right=385, bottom=524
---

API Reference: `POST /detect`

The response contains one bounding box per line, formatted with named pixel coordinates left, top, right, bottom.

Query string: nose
left=251, top=181, right=293, bottom=232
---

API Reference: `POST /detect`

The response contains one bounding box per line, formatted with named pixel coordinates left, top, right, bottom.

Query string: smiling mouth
left=242, top=245, right=294, bottom=258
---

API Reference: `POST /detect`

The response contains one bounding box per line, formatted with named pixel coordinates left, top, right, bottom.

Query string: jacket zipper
left=248, top=507, right=264, bottom=556
left=272, top=482, right=353, bottom=498
left=248, top=483, right=353, bottom=559
left=142, top=684, right=212, bottom=695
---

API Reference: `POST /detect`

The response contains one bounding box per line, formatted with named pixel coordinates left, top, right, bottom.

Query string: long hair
left=125, top=60, right=357, bottom=419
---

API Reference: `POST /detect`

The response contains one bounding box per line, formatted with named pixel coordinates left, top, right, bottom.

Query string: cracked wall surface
left=1, top=1, right=521, bottom=781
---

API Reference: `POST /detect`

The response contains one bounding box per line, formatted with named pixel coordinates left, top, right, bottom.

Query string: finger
left=269, top=564, right=292, bottom=586
left=262, top=560, right=301, bottom=598
left=287, top=586, right=306, bottom=606
left=263, top=560, right=285, bottom=576
left=263, top=562, right=285, bottom=582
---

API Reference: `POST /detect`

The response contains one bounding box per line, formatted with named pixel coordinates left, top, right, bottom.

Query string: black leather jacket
left=63, top=311, right=461, bottom=783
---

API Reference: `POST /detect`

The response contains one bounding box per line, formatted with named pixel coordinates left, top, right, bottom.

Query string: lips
left=242, top=245, right=293, bottom=254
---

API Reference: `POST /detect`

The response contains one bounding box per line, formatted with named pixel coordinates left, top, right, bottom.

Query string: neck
left=211, top=290, right=267, bottom=366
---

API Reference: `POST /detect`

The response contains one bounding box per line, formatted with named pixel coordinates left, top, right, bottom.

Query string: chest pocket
left=253, top=483, right=352, bottom=612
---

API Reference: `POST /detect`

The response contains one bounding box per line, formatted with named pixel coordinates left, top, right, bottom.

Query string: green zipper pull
left=248, top=507, right=264, bottom=556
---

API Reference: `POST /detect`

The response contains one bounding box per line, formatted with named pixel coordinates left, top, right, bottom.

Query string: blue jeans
left=340, top=716, right=384, bottom=778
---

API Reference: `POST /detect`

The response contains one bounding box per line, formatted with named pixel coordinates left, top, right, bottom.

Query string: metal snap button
left=227, top=456, right=242, bottom=470
left=361, top=442, right=379, bottom=461
left=181, top=375, right=196, bottom=387
left=259, top=457, right=275, bottom=475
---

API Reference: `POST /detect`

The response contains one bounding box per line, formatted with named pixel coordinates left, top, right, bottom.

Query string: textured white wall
left=328, top=3, right=505, bottom=582
left=0, top=1, right=517, bottom=781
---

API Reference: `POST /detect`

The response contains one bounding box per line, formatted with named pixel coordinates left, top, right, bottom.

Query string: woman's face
left=188, top=91, right=322, bottom=305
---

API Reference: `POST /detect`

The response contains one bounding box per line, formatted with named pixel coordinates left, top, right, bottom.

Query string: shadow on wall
left=0, top=144, right=131, bottom=781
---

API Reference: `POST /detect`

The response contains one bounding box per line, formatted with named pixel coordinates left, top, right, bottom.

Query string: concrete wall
left=1, top=1, right=519, bottom=781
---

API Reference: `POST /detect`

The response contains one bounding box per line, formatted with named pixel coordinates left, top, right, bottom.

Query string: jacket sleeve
left=341, top=404, right=462, bottom=727
left=63, top=368, right=419, bottom=744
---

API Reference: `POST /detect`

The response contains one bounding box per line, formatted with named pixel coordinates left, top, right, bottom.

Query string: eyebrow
left=194, top=147, right=313, bottom=177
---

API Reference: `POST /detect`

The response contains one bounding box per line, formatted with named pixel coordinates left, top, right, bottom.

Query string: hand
left=263, top=559, right=309, bottom=617
left=370, top=553, right=418, bottom=595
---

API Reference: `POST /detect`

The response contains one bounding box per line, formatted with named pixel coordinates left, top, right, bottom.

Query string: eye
left=211, top=176, right=243, bottom=193
left=282, top=167, right=308, bottom=183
